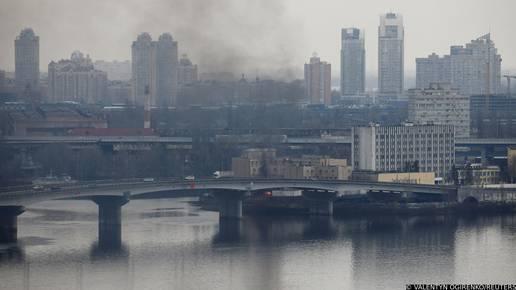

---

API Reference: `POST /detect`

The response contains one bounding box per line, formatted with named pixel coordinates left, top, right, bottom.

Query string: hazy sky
left=0, top=0, right=515, bottom=83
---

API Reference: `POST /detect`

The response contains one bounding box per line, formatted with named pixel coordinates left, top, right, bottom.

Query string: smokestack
left=144, top=85, right=151, bottom=129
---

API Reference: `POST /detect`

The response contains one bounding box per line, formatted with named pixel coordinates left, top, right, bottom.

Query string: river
left=1, top=198, right=515, bottom=290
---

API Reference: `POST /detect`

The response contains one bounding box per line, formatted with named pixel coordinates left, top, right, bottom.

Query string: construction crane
left=503, top=75, right=516, bottom=98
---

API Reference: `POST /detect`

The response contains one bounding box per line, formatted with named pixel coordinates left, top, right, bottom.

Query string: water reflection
left=89, top=241, right=129, bottom=260
left=213, top=215, right=460, bottom=289
left=349, top=216, right=458, bottom=288
left=501, top=214, right=516, bottom=234
left=303, top=216, right=337, bottom=240
left=214, top=216, right=338, bottom=246
left=0, top=199, right=515, bottom=290
left=214, top=219, right=242, bottom=243
left=0, top=244, right=24, bottom=263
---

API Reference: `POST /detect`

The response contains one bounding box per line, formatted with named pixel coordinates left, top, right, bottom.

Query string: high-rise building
left=304, top=54, right=331, bottom=105
left=131, top=32, right=178, bottom=107
left=341, top=28, right=365, bottom=95
left=131, top=33, right=156, bottom=106
left=408, top=83, right=470, bottom=138
left=451, top=34, right=502, bottom=96
left=416, top=53, right=450, bottom=89
left=15, top=28, right=39, bottom=95
left=156, top=33, right=178, bottom=107
left=178, top=54, right=198, bottom=86
left=378, top=13, right=404, bottom=96
left=48, top=51, right=108, bottom=104
left=415, top=34, right=502, bottom=96
left=353, top=124, right=455, bottom=180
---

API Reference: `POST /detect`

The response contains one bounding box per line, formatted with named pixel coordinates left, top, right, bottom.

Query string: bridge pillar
left=303, top=190, right=337, bottom=216
left=91, top=196, right=129, bottom=249
left=0, top=206, right=25, bottom=244
left=213, top=190, right=246, bottom=219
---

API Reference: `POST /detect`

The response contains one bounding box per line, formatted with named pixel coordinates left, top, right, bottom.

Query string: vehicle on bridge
left=32, top=173, right=76, bottom=190
left=213, top=171, right=233, bottom=179
left=32, top=184, right=45, bottom=191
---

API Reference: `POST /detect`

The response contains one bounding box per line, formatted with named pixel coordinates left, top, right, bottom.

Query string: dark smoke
left=0, top=0, right=306, bottom=80
left=138, top=0, right=305, bottom=80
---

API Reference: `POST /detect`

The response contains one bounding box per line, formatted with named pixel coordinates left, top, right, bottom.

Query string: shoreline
left=195, top=195, right=516, bottom=217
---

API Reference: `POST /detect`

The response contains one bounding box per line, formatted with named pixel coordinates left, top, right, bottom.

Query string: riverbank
left=195, top=195, right=516, bottom=217
left=123, top=190, right=516, bottom=217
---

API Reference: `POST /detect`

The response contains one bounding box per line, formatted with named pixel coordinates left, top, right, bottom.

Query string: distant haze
left=1, top=0, right=515, bottom=86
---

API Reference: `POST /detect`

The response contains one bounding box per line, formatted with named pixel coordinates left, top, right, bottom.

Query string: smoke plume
left=0, top=0, right=306, bottom=80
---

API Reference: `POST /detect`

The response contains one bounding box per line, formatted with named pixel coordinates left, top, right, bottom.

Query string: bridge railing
left=0, top=177, right=457, bottom=199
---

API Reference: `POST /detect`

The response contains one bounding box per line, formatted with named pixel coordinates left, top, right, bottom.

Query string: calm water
left=1, top=198, right=516, bottom=290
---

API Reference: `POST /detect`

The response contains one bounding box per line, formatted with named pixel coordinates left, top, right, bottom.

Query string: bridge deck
left=0, top=178, right=457, bottom=206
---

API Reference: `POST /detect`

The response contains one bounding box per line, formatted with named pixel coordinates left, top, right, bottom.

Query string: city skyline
left=2, top=2, right=516, bottom=290
left=1, top=0, right=515, bottom=85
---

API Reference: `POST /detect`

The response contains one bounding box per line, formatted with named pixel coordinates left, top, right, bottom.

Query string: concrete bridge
left=0, top=178, right=456, bottom=246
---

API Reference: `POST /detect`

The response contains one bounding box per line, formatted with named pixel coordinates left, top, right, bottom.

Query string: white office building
left=408, top=83, right=470, bottom=138
left=352, top=124, right=455, bottom=179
